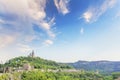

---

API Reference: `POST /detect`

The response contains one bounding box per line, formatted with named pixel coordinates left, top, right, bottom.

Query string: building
left=28, top=50, right=35, bottom=58
left=23, top=63, right=32, bottom=71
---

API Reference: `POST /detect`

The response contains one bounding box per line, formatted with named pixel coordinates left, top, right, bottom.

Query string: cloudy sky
left=0, top=0, right=120, bottom=62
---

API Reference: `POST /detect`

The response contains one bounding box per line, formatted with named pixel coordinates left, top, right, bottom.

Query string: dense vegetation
left=69, top=60, right=120, bottom=73
left=1, top=70, right=120, bottom=80
left=3, top=56, right=72, bottom=70
left=1, top=56, right=120, bottom=80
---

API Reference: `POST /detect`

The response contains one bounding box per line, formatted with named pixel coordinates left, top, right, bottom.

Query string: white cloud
left=39, top=17, right=55, bottom=31
left=80, top=27, right=84, bottom=35
left=24, top=35, right=37, bottom=42
left=82, top=0, right=117, bottom=23
left=54, top=0, right=70, bottom=15
left=44, top=40, right=53, bottom=45
left=0, top=0, right=58, bottom=59
left=17, top=43, right=32, bottom=53
left=0, top=19, right=5, bottom=24
left=0, top=35, right=16, bottom=48
left=0, top=0, right=56, bottom=48
left=28, top=0, right=46, bottom=21
left=0, top=0, right=46, bottom=21
left=39, top=17, right=56, bottom=38
left=115, top=11, right=120, bottom=18
left=83, top=12, right=92, bottom=22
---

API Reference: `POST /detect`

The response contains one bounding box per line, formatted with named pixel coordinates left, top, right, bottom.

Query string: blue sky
left=0, top=0, right=120, bottom=62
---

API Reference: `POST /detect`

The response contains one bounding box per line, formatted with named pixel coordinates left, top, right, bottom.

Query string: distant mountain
left=69, top=60, right=120, bottom=73
left=2, top=56, right=73, bottom=70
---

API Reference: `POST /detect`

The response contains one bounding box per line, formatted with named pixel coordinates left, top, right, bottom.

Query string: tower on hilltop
left=31, top=50, right=35, bottom=58
left=28, top=50, right=35, bottom=58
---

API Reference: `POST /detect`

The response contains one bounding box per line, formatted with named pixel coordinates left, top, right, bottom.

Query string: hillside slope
left=3, top=56, right=72, bottom=69
left=69, top=60, right=120, bottom=73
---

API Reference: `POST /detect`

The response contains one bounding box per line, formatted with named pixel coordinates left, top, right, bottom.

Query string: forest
left=1, top=70, right=120, bottom=80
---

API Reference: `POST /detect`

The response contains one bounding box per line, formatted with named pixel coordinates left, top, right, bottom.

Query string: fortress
left=28, top=50, right=35, bottom=58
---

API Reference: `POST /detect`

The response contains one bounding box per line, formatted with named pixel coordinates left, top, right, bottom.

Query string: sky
left=0, top=0, right=120, bottom=63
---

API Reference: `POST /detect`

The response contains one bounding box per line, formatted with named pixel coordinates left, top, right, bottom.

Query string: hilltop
left=0, top=51, right=73, bottom=73
left=3, top=56, right=72, bottom=70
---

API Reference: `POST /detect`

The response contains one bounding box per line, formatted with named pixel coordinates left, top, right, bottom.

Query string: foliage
left=0, top=74, right=9, bottom=80
left=112, top=72, right=120, bottom=79
left=4, top=56, right=73, bottom=70
left=1, top=70, right=120, bottom=80
left=21, top=71, right=104, bottom=80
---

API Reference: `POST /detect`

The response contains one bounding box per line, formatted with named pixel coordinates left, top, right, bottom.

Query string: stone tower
left=28, top=50, right=35, bottom=58
left=31, top=50, right=35, bottom=58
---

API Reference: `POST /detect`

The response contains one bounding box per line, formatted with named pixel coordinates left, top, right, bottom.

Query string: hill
left=69, top=60, right=120, bottom=73
left=3, top=56, right=72, bottom=70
